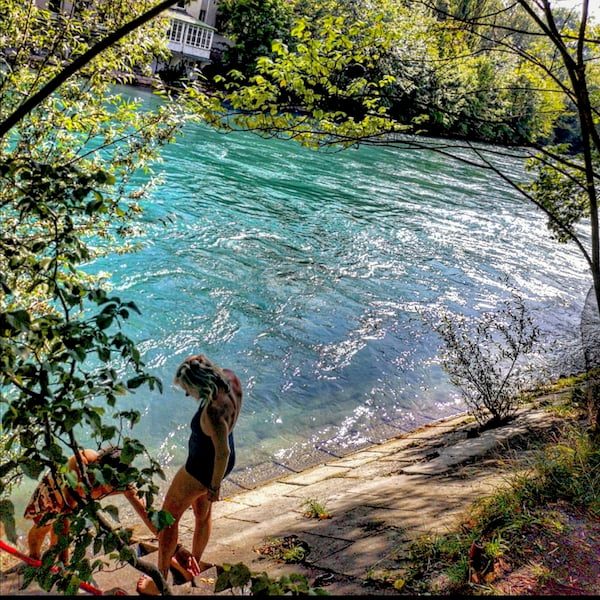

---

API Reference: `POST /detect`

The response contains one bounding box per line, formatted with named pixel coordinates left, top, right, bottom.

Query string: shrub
left=431, top=291, right=540, bottom=427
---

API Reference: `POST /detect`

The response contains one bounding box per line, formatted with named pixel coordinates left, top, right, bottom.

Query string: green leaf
left=103, top=504, right=120, bottom=522
left=150, top=509, right=175, bottom=532
left=93, top=537, right=103, bottom=555
left=119, top=545, right=135, bottom=562
left=96, top=314, right=113, bottom=330
left=229, top=563, right=252, bottom=588
left=0, top=499, right=17, bottom=542
left=20, top=459, right=44, bottom=480
left=126, top=375, right=146, bottom=389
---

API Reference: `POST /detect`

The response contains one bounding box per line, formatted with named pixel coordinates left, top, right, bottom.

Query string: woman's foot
left=169, top=557, right=194, bottom=585
left=136, top=575, right=160, bottom=596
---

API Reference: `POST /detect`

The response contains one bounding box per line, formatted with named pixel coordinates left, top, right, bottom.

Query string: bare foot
left=136, top=575, right=160, bottom=596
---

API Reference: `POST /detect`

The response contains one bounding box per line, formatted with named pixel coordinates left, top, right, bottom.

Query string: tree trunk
left=581, top=286, right=600, bottom=433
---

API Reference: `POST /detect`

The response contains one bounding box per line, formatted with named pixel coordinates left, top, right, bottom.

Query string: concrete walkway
left=1, top=393, right=566, bottom=596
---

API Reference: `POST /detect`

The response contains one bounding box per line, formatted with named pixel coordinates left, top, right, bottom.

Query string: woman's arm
left=206, top=416, right=230, bottom=502
left=123, top=488, right=158, bottom=536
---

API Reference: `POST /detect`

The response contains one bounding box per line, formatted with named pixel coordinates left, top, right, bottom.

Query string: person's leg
left=157, top=468, right=204, bottom=576
left=137, top=467, right=204, bottom=594
left=27, top=523, right=50, bottom=560
left=50, top=518, right=70, bottom=564
left=191, top=495, right=212, bottom=569
left=167, top=495, right=212, bottom=584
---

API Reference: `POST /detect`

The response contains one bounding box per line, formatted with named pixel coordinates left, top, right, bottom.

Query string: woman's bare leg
left=191, top=495, right=212, bottom=568
left=50, top=519, right=70, bottom=564
left=137, top=467, right=205, bottom=595
left=28, top=524, right=51, bottom=560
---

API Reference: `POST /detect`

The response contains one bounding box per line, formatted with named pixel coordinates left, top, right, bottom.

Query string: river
left=11, top=86, right=591, bottom=521
left=76, top=86, right=589, bottom=492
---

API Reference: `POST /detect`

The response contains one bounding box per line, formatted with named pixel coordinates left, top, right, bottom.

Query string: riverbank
left=4, top=381, right=594, bottom=596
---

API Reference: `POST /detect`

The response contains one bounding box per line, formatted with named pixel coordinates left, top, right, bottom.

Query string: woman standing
left=137, top=354, right=243, bottom=595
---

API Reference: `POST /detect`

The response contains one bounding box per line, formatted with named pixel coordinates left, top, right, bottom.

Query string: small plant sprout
left=302, top=498, right=332, bottom=519
left=254, top=535, right=311, bottom=564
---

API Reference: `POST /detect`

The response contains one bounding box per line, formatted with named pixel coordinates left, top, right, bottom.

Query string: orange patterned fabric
left=23, top=473, right=68, bottom=524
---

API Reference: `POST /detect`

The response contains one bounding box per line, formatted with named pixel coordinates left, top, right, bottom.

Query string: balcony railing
left=167, top=18, right=214, bottom=61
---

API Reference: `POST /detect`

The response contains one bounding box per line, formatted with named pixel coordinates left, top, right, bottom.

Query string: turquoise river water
left=83, top=87, right=592, bottom=491
left=15, top=87, right=591, bottom=515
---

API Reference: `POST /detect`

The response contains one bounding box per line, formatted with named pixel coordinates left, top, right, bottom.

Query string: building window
left=168, top=20, right=184, bottom=43
left=48, top=0, right=62, bottom=12
left=199, top=10, right=206, bottom=21
left=184, top=24, right=213, bottom=50
left=186, top=25, right=198, bottom=47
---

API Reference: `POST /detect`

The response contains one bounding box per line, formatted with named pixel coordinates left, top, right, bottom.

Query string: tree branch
left=0, top=0, right=182, bottom=139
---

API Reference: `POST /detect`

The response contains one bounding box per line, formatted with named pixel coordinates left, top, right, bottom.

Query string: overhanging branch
left=0, top=0, right=182, bottom=139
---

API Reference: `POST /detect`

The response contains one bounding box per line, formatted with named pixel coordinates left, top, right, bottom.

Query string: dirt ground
left=491, top=502, right=600, bottom=595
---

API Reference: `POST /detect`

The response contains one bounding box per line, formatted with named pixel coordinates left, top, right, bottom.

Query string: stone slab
left=369, top=437, right=418, bottom=454
left=209, top=512, right=305, bottom=549
left=294, top=505, right=418, bottom=543
left=230, top=461, right=302, bottom=490
left=316, top=438, right=376, bottom=458
left=402, top=454, right=468, bottom=475
left=346, top=459, right=410, bottom=479
left=281, top=474, right=359, bottom=500
left=282, top=465, right=352, bottom=486
left=225, top=482, right=301, bottom=507
left=310, top=533, right=405, bottom=578
left=216, top=498, right=307, bottom=524
left=271, top=447, right=341, bottom=474
left=326, top=451, right=383, bottom=468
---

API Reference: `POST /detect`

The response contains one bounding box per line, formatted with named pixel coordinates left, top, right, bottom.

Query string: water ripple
left=91, top=90, right=590, bottom=475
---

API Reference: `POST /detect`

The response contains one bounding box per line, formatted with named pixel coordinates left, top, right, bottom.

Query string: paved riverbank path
left=1, top=392, right=567, bottom=596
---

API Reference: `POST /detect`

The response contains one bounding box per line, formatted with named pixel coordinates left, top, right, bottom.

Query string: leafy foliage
left=431, top=292, right=540, bottom=427
left=215, top=561, right=328, bottom=595
left=0, top=0, right=188, bottom=592
left=216, top=0, right=293, bottom=77
left=525, top=149, right=591, bottom=243
left=207, top=0, right=563, bottom=146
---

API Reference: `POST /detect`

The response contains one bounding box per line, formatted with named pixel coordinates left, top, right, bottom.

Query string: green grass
left=400, top=421, right=600, bottom=595
left=301, top=498, right=332, bottom=520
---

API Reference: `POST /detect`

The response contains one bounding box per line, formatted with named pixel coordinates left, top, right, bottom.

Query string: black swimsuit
left=185, top=405, right=235, bottom=487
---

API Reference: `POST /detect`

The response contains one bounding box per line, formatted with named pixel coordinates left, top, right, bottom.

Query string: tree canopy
left=0, top=0, right=187, bottom=593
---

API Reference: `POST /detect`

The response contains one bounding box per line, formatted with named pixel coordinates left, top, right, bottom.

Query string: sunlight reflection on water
left=85, top=89, right=590, bottom=487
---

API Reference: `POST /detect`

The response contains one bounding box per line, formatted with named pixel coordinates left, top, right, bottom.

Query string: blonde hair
left=174, top=356, right=230, bottom=408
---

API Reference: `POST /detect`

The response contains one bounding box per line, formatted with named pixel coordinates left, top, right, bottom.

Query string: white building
left=164, top=1, right=219, bottom=75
